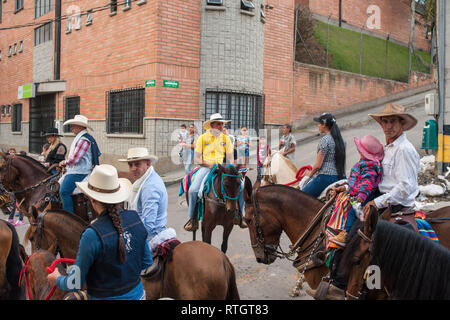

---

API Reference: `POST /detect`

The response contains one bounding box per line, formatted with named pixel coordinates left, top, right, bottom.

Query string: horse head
left=0, top=152, right=20, bottom=191
left=217, top=164, right=241, bottom=215
left=243, top=186, right=282, bottom=265
left=24, top=206, right=59, bottom=255
left=340, top=206, right=389, bottom=299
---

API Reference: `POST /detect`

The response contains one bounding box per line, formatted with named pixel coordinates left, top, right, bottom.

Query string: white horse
left=261, top=151, right=303, bottom=187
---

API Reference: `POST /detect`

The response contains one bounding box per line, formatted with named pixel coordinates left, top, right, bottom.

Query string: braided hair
left=104, top=203, right=127, bottom=263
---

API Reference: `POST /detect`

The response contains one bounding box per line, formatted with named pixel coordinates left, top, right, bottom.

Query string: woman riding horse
left=47, top=164, right=152, bottom=300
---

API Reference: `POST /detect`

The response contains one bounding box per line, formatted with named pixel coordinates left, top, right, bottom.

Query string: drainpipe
left=54, top=0, right=61, bottom=80
left=436, top=0, right=446, bottom=175
left=339, top=0, right=342, bottom=27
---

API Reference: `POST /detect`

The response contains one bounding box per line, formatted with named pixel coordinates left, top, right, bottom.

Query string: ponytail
left=105, top=204, right=127, bottom=263
left=328, top=122, right=346, bottom=179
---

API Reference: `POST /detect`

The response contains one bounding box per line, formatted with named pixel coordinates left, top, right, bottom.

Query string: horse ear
left=30, top=205, right=39, bottom=221
left=364, top=206, right=378, bottom=237
left=380, top=207, right=391, bottom=221
left=243, top=176, right=252, bottom=202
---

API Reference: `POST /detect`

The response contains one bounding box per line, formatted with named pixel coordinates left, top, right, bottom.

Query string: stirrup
left=184, top=218, right=198, bottom=231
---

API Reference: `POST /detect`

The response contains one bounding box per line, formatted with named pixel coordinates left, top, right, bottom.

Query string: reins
left=19, top=253, right=75, bottom=300
left=285, top=165, right=312, bottom=186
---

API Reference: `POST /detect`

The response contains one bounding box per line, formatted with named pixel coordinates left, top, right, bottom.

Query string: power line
left=0, top=0, right=136, bottom=31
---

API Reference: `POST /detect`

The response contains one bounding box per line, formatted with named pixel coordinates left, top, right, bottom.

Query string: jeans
left=344, top=190, right=380, bottom=232
left=8, top=202, right=23, bottom=221
left=302, top=174, right=340, bottom=198
left=257, top=165, right=264, bottom=181
left=60, top=173, right=88, bottom=213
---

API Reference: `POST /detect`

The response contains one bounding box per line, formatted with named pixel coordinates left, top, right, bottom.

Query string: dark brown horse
left=18, top=250, right=68, bottom=300
left=243, top=180, right=330, bottom=292
left=187, top=164, right=243, bottom=253
left=0, top=219, right=26, bottom=299
left=340, top=208, right=450, bottom=300
left=25, top=206, right=240, bottom=300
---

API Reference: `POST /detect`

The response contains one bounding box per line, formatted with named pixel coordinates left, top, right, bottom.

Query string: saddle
left=385, top=207, right=418, bottom=232
left=141, top=238, right=181, bottom=279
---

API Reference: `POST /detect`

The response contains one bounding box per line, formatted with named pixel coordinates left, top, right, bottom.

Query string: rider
left=42, top=127, right=67, bottom=171
left=59, top=115, right=101, bottom=214
left=184, top=113, right=247, bottom=231
left=47, top=164, right=152, bottom=300
left=307, top=103, right=420, bottom=300
left=120, top=147, right=172, bottom=251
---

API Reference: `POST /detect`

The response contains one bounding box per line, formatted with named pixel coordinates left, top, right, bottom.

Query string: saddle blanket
left=415, top=211, right=440, bottom=244
left=148, top=227, right=178, bottom=253
left=179, top=167, right=201, bottom=196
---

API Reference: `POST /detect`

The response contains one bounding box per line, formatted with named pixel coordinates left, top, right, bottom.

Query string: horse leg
left=221, top=225, right=233, bottom=254
left=0, top=223, right=12, bottom=299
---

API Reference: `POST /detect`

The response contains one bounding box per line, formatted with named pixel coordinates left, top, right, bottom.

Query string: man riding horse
left=120, top=147, right=173, bottom=252
left=184, top=113, right=247, bottom=231
left=307, top=103, right=420, bottom=300
left=59, top=115, right=101, bottom=214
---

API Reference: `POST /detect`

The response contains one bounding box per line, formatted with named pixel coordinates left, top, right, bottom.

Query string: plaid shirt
left=348, top=158, right=382, bottom=201
left=65, top=139, right=91, bottom=166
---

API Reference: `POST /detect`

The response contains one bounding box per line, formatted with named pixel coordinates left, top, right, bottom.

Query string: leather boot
left=233, top=215, right=248, bottom=228
left=184, top=218, right=198, bottom=231
left=305, top=282, right=345, bottom=300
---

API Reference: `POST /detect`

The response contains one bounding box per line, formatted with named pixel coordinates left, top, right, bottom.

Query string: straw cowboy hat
left=118, top=147, right=158, bottom=163
left=368, top=103, right=417, bottom=131
left=203, top=113, right=231, bottom=130
left=63, top=115, right=93, bottom=131
left=76, top=164, right=132, bottom=204
left=42, top=127, right=62, bottom=137
left=353, top=135, right=384, bottom=162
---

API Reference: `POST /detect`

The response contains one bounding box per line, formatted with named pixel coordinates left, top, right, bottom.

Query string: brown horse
left=18, top=250, right=68, bottom=300
left=242, top=180, right=330, bottom=292
left=25, top=206, right=240, bottom=300
left=340, top=206, right=450, bottom=300
left=0, top=219, right=26, bottom=299
left=340, top=208, right=450, bottom=300
left=187, top=164, right=243, bottom=253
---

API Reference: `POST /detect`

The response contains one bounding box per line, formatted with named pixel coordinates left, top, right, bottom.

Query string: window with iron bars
left=107, top=87, right=145, bottom=134
left=205, top=90, right=264, bottom=135
left=64, top=96, right=80, bottom=133
left=12, top=103, right=22, bottom=132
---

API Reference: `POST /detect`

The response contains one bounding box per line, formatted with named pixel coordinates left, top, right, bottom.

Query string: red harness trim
left=19, top=255, right=75, bottom=300
left=285, top=165, right=312, bottom=186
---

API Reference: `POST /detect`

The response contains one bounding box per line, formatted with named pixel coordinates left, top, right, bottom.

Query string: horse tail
left=223, top=256, right=240, bottom=300
left=5, top=222, right=25, bottom=300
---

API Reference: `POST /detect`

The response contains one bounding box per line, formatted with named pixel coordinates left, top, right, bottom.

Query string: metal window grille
left=34, top=0, right=52, bottom=18
left=107, top=87, right=145, bottom=134
left=12, top=103, right=22, bottom=132
left=110, top=0, right=117, bottom=13
left=205, top=90, right=264, bottom=134
left=206, top=0, right=223, bottom=5
left=34, top=22, right=52, bottom=46
left=15, top=0, right=24, bottom=12
left=64, top=96, right=80, bottom=133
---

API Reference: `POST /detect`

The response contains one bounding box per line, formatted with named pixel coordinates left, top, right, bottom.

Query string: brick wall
left=298, top=0, right=431, bottom=52
left=292, top=61, right=435, bottom=122
left=263, top=0, right=295, bottom=125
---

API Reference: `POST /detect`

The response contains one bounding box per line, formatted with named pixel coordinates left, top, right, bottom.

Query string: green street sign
left=145, top=80, right=156, bottom=87
left=163, top=80, right=179, bottom=88
left=18, top=83, right=36, bottom=99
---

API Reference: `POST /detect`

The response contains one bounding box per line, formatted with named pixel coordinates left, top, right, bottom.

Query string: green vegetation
left=314, top=20, right=431, bottom=82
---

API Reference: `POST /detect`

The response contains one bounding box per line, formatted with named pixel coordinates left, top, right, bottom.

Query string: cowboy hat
left=353, top=135, right=384, bottom=162
left=203, top=113, right=231, bottom=130
left=76, top=164, right=132, bottom=204
left=118, top=147, right=158, bottom=163
left=42, top=127, right=62, bottom=137
left=63, top=115, right=93, bottom=131
left=368, top=103, right=417, bottom=131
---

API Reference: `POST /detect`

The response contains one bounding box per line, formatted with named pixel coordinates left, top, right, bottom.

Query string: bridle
left=207, top=164, right=242, bottom=206
left=29, top=211, right=61, bottom=257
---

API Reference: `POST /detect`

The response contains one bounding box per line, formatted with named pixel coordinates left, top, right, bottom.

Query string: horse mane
left=372, top=220, right=450, bottom=299
left=338, top=219, right=364, bottom=277
left=258, top=184, right=321, bottom=204
left=275, top=152, right=298, bottom=172
left=14, top=154, right=49, bottom=173
left=47, top=209, right=89, bottom=228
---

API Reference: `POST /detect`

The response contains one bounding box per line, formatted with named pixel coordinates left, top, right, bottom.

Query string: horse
left=0, top=152, right=135, bottom=223
left=261, top=151, right=303, bottom=187
left=340, top=208, right=450, bottom=300
left=243, top=180, right=331, bottom=293
left=18, top=250, right=68, bottom=300
left=25, top=206, right=240, bottom=300
left=185, top=164, right=243, bottom=253
left=0, top=219, right=26, bottom=299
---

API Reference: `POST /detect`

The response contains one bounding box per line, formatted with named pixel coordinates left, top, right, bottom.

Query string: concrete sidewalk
left=161, top=88, right=435, bottom=187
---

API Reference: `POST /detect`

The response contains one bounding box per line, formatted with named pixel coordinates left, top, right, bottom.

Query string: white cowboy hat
left=203, top=113, right=231, bottom=130
left=118, top=147, right=158, bottom=163
left=63, top=115, right=93, bottom=131
left=76, top=164, right=132, bottom=204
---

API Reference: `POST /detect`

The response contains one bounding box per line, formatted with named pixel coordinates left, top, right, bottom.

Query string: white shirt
left=374, top=133, right=420, bottom=209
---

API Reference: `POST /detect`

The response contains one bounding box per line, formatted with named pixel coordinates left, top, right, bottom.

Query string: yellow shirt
left=194, top=131, right=233, bottom=164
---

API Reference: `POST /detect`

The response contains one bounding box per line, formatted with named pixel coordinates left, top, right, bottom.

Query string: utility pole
left=436, top=0, right=447, bottom=174
left=408, top=0, right=416, bottom=84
